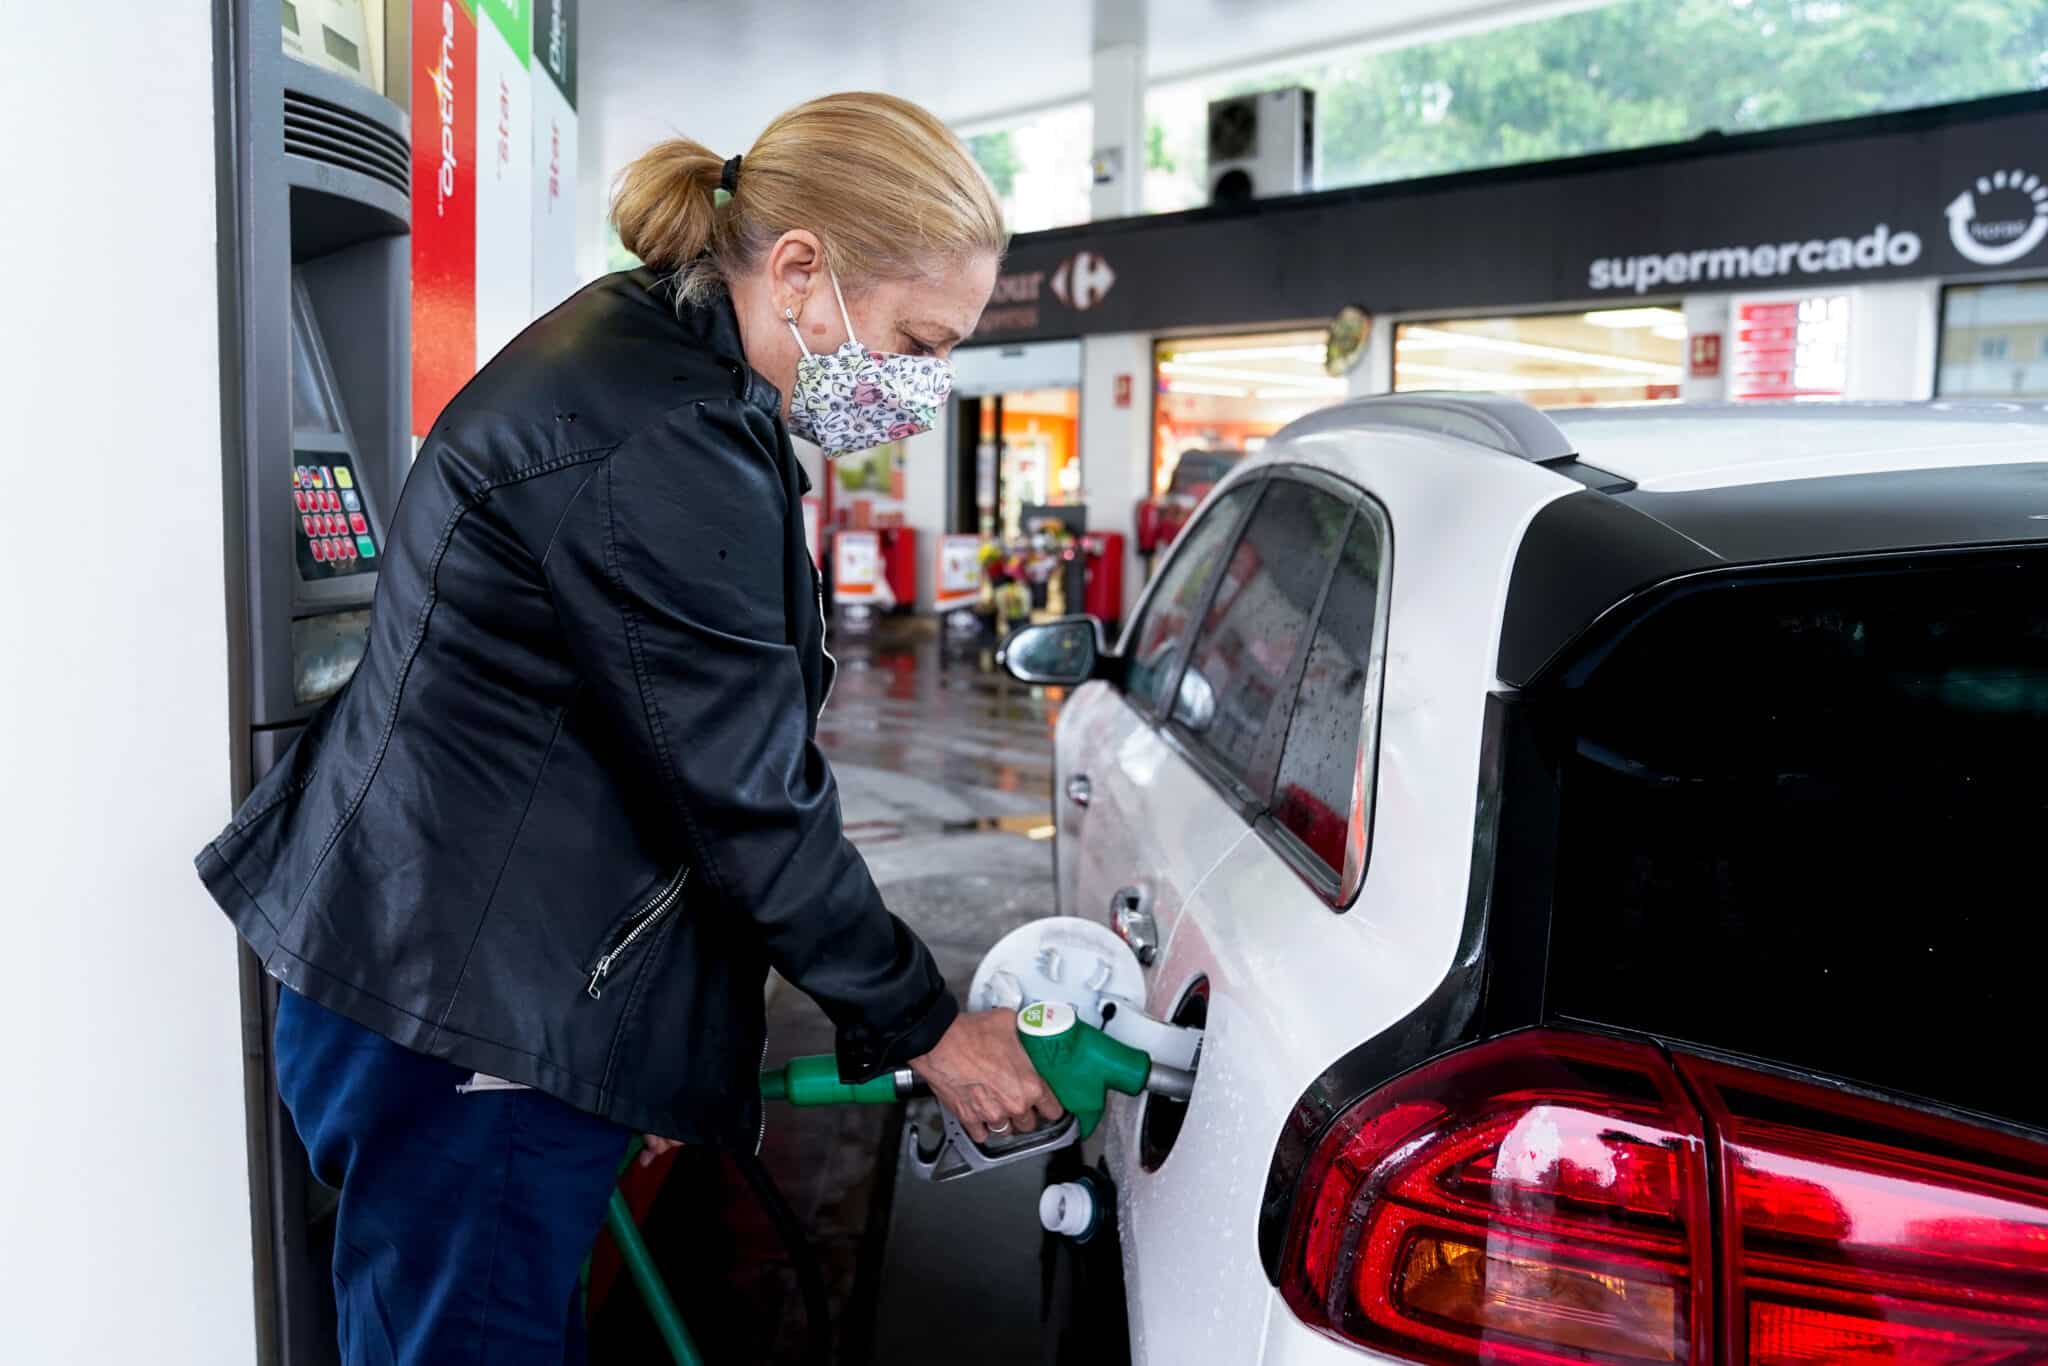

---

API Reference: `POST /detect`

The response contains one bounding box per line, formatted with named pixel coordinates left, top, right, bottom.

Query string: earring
left=784, top=305, right=797, bottom=323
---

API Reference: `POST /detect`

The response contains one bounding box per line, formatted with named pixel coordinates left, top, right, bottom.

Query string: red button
left=329, top=514, right=344, bottom=536
left=294, top=491, right=308, bottom=512
left=319, top=490, right=335, bottom=511
left=350, top=513, right=369, bottom=535
left=301, top=516, right=316, bottom=537
left=342, top=539, right=359, bottom=560
left=310, top=538, right=328, bottom=562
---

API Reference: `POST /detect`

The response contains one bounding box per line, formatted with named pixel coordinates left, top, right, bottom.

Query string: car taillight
left=1680, top=1056, right=2048, bottom=1366
left=1283, top=1030, right=2048, bottom=1364
left=1282, top=1031, right=1712, bottom=1364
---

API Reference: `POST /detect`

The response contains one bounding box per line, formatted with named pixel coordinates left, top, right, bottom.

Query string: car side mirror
left=1000, top=617, right=1105, bottom=687
left=1173, top=667, right=1217, bottom=733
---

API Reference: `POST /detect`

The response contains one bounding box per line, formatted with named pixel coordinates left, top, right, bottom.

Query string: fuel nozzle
left=1015, top=1000, right=1195, bottom=1139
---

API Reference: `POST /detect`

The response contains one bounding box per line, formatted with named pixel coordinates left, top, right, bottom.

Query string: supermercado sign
left=971, top=97, right=2048, bottom=344
left=1590, top=224, right=1922, bottom=295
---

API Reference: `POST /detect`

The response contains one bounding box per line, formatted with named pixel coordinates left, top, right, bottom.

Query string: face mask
left=784, top=270, right=952, bottom=458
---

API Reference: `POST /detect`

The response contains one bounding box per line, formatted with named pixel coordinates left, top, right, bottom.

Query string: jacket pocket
left=584, top=864, right=690, bottom=1001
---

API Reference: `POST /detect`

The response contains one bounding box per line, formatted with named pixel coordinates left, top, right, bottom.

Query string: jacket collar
left=628, top=267, right=787, bottom=419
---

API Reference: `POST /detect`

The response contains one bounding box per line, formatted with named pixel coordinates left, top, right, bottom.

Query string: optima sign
left=970, top=96, right=2048, bottom=345
left=1589, top=224, right=1924, bottom=295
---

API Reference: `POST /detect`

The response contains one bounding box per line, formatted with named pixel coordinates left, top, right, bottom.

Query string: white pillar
left=900, top=414, right=951, bottom=610
left=1681, top=293, right=1731, bottom=402
left=1079, top=333, right=1153, bottom=620
left=1348, top=315, right=1394, bottom=398
left=1090, top=0, right=1146, bottom=221
left=1846, top=280, right=1941, bottom=400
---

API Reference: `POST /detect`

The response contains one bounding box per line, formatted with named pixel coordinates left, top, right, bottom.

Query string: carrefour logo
left=1051, top=251, right=1116, bottom=311
left=1946, top=168, right=2048, bottom=266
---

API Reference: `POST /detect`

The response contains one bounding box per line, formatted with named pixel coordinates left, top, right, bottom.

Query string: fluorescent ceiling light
left=1253, top=386, right=1343, bottom=400
left=1398, top=361, right=1680, bottom=390
left=1163, top=380, right=1250, bottom=398
left=1651, top=321, right=1690, bottom=341
left=1163, top=344, right=1328, bottom=364
left=1161, top=361, right=1346, bottom=389
left=1396, top=325, right=1684, bottom=377
left=1582, top=307, right=1685, bottom=329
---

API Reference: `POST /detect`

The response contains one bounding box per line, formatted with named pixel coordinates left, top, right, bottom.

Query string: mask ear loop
left=784, top=268, right=859, bottom=355
left=827, top=269, right=860, bottom=350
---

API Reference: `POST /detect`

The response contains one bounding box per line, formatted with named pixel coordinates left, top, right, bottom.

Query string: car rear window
left=1537, top=550, right=2048, bottom=1133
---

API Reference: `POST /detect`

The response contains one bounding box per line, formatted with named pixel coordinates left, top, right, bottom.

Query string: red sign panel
left=1114, top=373, right=1133, bottom=408
left=1689, top=333, right=1722, bottom=379
left=1731, top=295, right=1850, bottom=401
left=412, top=0, right=479, bottom=437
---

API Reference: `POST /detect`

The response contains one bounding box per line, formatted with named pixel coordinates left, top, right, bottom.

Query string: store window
left=1143, top=0, right=2048, bottom=212
left=1939, top=281, right=2048, bottom=399
left=978, top=388, right=1081, bottom=540
left=1393, top=309, right=1685, bottom=408
left=963, top=103, right=1093, bottom=233
left=1152, top=329, right=1347, bottom=501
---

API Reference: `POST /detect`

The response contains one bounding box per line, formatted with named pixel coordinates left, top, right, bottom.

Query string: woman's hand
left=639, top=1135, right=682, bottom=1168
left=910, top=1010, right=1063, bottom=1144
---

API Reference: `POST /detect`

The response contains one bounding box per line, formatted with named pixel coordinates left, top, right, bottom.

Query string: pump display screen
left=293, top=457, right=379, bottom=579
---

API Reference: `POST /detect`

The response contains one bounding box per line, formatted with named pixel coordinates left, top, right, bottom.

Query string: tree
left=968, top=130, right=1022, bottom=199
left=1147, top=0, right=2048, bottom=204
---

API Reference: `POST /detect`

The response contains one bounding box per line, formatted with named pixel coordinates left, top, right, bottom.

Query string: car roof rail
left=1274, top=391, right=1579, bottom=465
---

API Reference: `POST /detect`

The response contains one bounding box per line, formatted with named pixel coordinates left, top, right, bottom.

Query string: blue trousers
left=274, top=987, right=629, bottom=1366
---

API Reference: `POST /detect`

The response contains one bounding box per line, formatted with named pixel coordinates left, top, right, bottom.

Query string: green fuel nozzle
left=761, top=1001, right=1194, bottom=1145
left=1014, top=1000, right=1153, bottom=1139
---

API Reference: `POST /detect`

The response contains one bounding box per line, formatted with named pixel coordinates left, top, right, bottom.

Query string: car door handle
left=1110, top=886, right=1159, bottom=966
left=1065, top=774, right=1092, bottom=808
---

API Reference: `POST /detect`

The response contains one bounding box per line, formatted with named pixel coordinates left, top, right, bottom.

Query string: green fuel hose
left=605, top=1180, right=705, bottom=1366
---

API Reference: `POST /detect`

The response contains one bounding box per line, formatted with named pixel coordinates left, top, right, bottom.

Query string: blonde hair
left=611, top=91, right=1006, bottom=304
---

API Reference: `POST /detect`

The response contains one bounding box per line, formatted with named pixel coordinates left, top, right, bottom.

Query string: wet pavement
left=588, top=616, right=1067, bottom=1364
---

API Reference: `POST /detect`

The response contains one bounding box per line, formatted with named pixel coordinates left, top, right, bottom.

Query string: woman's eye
left=905, top=337, right=936, bottom=357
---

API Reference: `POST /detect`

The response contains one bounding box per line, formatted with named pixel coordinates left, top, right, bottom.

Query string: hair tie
left=714, top=154, right=742, bottom=207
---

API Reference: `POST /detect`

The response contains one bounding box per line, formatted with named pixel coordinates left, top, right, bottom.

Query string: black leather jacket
left=196, top=269, right=956, bottom=1145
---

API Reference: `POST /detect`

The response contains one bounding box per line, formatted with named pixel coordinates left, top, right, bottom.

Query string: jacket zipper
left=586, top=866, right=690, bottom=1000
left=756, top=1036, right=771, bottom=1154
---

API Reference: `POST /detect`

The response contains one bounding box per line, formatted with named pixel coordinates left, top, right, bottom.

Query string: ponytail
left=610, top=137, right=725, bottom=273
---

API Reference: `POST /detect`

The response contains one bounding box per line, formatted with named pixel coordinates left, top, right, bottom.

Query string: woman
left=196, top=91, right=1058, bottom=1364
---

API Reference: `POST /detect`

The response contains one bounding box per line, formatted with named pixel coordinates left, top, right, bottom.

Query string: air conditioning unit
left=1207, top=87, right=1315, bottom=206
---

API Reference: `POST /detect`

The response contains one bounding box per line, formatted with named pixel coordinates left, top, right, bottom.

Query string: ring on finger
left=989, top=1121, right=1011, bottom=1133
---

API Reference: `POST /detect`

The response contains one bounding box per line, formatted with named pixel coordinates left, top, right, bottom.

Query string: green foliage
left=969, top=130, right=1022, bottom=199
left=1181, top=0, right=2048, bottom=195
left=1146, top=119, right=1177, bottom=174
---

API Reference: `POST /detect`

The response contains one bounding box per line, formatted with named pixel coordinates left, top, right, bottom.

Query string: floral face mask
left=784, top=271, right=953, bottom=458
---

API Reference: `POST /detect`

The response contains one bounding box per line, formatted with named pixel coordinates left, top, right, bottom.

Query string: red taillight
left=1283, top=1031, right=2048, bottom=1364
left=1680, top=1056, right=2048, bottom=1366
left=1282, top=1031, right=1712, bottom=1364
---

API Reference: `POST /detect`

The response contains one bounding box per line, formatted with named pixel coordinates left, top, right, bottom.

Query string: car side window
left=1125, top=483, right=1259, bottom=716
left=1271, top=505, right=1391, bottom=899
left=1170, top=479, right=1351, bottom=797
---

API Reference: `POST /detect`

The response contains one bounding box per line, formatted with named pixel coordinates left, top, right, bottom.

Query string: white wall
left=1079, top=333, right=1155, bottom=620
left=0, top=9, right=255, bottom=1365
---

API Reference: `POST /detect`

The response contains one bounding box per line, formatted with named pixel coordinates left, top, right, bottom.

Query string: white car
left=1002, top=394, right=2048, bottom=1366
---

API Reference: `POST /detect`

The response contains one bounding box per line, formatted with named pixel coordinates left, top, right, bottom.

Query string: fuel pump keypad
left=293, top=460, right=378, bottom=579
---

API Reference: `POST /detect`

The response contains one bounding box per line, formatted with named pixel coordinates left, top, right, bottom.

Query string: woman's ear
left=767, top=230, right=825, bottom=320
